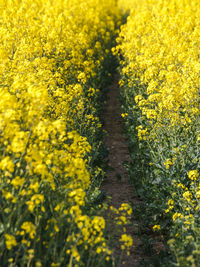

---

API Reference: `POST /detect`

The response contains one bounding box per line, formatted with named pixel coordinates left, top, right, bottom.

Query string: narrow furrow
left=102, top=73, right=147, bottom=266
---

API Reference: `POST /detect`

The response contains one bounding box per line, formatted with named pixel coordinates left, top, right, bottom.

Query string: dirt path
left=102, top=73, right=147, bottom=266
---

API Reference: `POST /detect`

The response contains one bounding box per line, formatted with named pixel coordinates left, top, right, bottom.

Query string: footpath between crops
left=101, top=73, right=147, bottom=266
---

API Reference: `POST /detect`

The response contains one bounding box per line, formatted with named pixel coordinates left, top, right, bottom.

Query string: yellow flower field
left=2, top=0, right=200, bottom=265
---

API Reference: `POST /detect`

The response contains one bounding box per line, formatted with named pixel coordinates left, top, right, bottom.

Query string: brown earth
left=101, top=73, right=149, bottom=267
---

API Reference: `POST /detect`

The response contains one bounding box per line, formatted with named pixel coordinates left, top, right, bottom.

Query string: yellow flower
left=168, top=199, right=174, bottom=206
left=0, top=157, right=14, bottom=172
left=177, top=183, right=185, bottom=189
left=119, top=80, right=124, bottom=87
left=29, top=182, right=39, bottom=193
left=71, top=247, right=80, bottom=262
left=3, top=191, right=13, bottom=200
left=164, top=159, right=173, bottom=169
left=188, top=170, right=199, bottom=180
left=96, top=247, right=102, bottom=254
left=120, top=234, right=133, bottom=249
left=106, top=256, right=110, bottom=261
left=5, top=234, right=17, bottom=250
left=172, top=213, right=183, bottom=221
left=11, top=176, right=25, bottom=189
left=121, top=113, right=128, bottom=118
left=21, top=222, right=36, bottom=239
left=54, top=225, right=59, bottom=233
left=152, top=225, right=161, bottom=231
left=54, top=204, right=61, bottom=212
left=183, top=191, right=192, bottom=202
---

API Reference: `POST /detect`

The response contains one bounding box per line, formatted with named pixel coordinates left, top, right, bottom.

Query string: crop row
left=116, top=0, right=200, bottom=265
left=0, top=1, right=134, bottom=266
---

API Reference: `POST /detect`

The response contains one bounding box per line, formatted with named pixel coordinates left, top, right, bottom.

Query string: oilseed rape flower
left=188, top=170, right=199, bottom=181
left=172, top=213, right=183, bottom=222
left=5, top=234, right=17, bottom=250
left=121, top=113, right=128, bottom=118
left=152, top=225, right=161, bottom=231
left=120, top=234, right=133, bottom=252
left=21, top=222, right=36, bottom=239
left=164, top=159, right=173, bottom=170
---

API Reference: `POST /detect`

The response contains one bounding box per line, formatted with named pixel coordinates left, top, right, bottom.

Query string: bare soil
left=101, top=73, right=148, bottom=266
